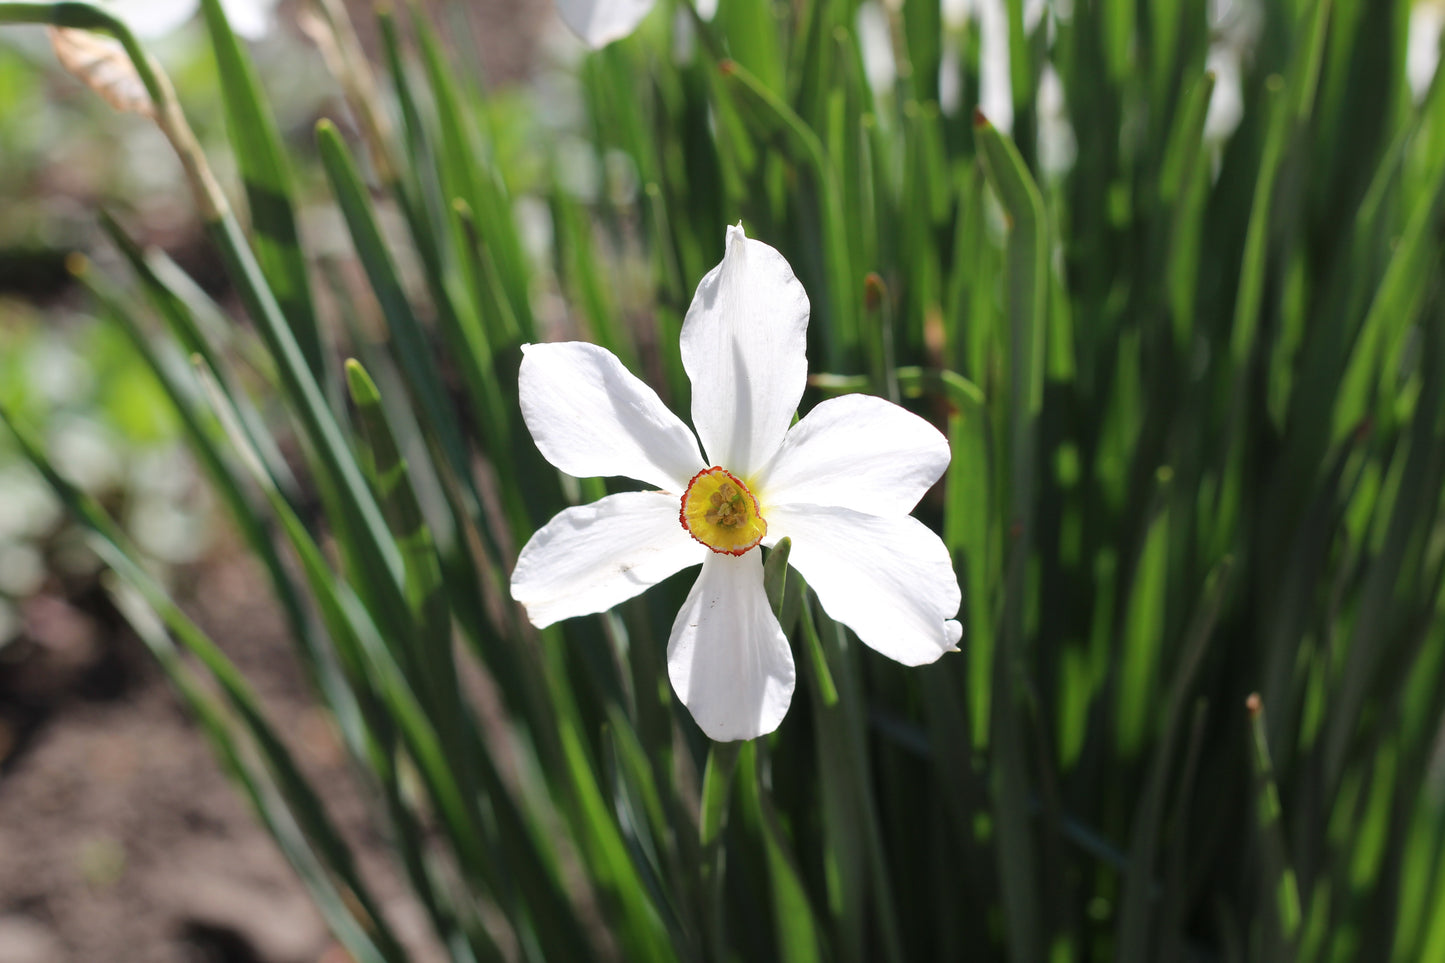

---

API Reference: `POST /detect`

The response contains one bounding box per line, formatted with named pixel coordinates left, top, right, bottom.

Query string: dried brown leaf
left=48, top=27, right=154, bottom=118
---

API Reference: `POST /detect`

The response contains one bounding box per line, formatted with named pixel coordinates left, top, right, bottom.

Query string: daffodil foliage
left=3, top=0, right=1445, bottom=961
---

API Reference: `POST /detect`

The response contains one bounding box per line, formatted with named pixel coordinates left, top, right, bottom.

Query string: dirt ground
left=0, top=1, right=547, bottom=960
left=0, top=553, right=443, bottom=963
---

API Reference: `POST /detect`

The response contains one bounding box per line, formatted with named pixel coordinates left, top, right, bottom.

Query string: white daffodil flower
left=511, top=225, right=963, bottom=741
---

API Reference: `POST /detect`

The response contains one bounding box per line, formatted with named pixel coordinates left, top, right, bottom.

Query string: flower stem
left=700, top=740, right=741, bottom=962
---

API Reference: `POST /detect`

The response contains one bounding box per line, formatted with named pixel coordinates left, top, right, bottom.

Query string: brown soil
left=0, top=552, right=442, bottom=963
left=0, top=0, right=550, bottom=959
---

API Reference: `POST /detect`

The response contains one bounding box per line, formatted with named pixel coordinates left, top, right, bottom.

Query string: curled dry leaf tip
left=48, top=27, right=154, bottom=118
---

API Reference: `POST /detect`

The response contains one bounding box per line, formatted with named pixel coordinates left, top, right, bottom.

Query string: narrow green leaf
left=974, top=108, right=1046, bottom=963
left=1158, top=71, right=1216, bottom=206
left=1230, top=76, right=1287, bottom=367
left=717, top=58, right=857, bottom=365
left=0, top=407, right=406, bottom=960
left=1116, top=480, right=1171, bottom=758
left=767, top=538, right=837, bottom=707
left=107, top=581, right=399, bottom=963
left=410, top=3, right=532, bottom=340
left=198, top=0, right=322, bottom=377
left=1330, top=166, right=1445, bottom=443
left=737, top=742, right=826, bottom=963
left=1117, top=559, right=1233, bottom=961
left=343, top=360, right=470, bottom=786
left=1247, top=695, right=1303, bottom=958
left=763, top=536, right=792, bottom=621
left=97, top=212, right=296, bottom=495
left=316, top=120, right=480, bottom=510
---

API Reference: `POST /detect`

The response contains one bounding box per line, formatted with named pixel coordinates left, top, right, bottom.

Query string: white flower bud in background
left=1408, top=0, right=1445, bottom=103
left=95, top=0, right=280, bottom=41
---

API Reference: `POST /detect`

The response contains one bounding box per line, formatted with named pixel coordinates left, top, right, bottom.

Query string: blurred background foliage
left=3, top=0, right=1445, bottom=961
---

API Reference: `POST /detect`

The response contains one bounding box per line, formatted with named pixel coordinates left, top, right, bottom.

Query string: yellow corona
left=679, top=467, right=767, bottom=555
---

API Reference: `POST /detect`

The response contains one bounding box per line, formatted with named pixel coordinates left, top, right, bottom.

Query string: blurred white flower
left=96, top=0, right=279, bottom=40
left=976, top=0, right=1014, bottom=133
left=1203, top=0, right=1262, bottom=142
left=0, top=542, right=46, bottom=598
left=48, top=416, right=124, bottom=494
left=26, top=336, right=92, bottom=406
left=937, top=0, right=1015, bottom=126
left=555, top=0, right=656, bottom=48
left=857, top=2, right=897, bottom=95
left=128, top=494, right=209, bottom=564
left=1036, top=63, right=1076, bottom=177
left=97, top=0, right=194, bottom=38
left=1204, top=45, right=1244, bottom=141
left=1409, top=0, right=1445, bottom=102
left=511, top=225, right=962, bottom=741
left=939, top=41, right=962, bottom=116
left=0, top=467, right=62, bottom=541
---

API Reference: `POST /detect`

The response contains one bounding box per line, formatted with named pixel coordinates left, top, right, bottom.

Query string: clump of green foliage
left=2, top=0, right=1444, bottom=960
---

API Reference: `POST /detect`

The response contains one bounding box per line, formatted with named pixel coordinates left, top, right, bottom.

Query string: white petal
left=681, top=225, right=810, bottom=476
left=856, top=3, right=896, bottom=95
left=220, top=0, right=278, bottom=39
left=977, top=0, right=1014, bottom=133
left=1204, top=46, right=1244, bottom=142
left=1409, top=4, right=1445, bottom=102
left=667, top=551, right=795, bottom=741
left=769, top=506, right=962, bottom=666
left=555, top=0, right=656, bottom=48
left=520, top=342, right=706, bottom=492
left=99, top=0, right=197, bottom=37
left=756, top=393, right=950, bottom=516
left=511, top=491, right=705, bottom=628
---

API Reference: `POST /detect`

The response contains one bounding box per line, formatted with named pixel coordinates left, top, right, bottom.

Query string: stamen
left=680, top=467, right=766, bottom=555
